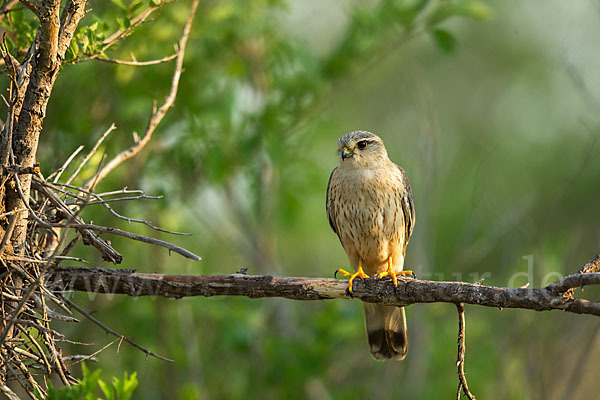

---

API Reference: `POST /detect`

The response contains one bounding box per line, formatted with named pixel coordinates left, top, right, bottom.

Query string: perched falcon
left=326, top=130, right=415, bottom=360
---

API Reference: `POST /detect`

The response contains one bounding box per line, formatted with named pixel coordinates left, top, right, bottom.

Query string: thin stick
left=0, top=383, right=20, bottom=400
left=93, top=53, right=178, bottom=66
left=32, top=178, right=123, bottom=264
left=65, top=123, right=117, bottom=185
left=456, top=303, right=476, bottom=400
left=66, top=338, right=119, bottom=366
left=85, top=0, right=199, bottom=190
left=10, top=148, right=57, bottom=235
left=53, top=223, right=200, bottom=260
left=0, top=186, right=91, bottom=345
left=51, top=145, right=84, bottom=183
left=60, top=295, right=173, bottom=363
left=47, top=181, right=190, bottom=235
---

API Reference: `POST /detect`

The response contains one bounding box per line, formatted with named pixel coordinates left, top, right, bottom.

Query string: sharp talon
left=338, top=261, right=370, bottom=293
left=376, top=256, right=399, bottom=286
left=396, top=269, right=415, bottom=279
left=335, top=268, right=352, bottom=279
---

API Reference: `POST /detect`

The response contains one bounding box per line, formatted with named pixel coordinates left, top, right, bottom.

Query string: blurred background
left=15, top=0, right=600, bottom=398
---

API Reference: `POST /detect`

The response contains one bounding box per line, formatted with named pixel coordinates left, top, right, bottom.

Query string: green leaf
left=111, top=372, right=138, bottom=400
left=431, top=29, right=456, bottom=53
left=98, top=379, right=113, bottom=400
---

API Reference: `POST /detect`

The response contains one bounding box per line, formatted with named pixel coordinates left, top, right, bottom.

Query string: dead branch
left=456, top=303, right=476, bottom=400
left=51, top=182, right=189, bottom=235
left=59, top=295, right=174, bottom=363
left=51, top=223, right=201, bottom=261
left=47, top=254, right=600, bottom=316
left=84, top=0, right=199, bottom=190
left=92, top=52, right=178, bottom=66
left=65, top=124, right=117, bottom=185
left=32, top=177, right=123, bottom=263
left=0, top=0, right=200, bottom=394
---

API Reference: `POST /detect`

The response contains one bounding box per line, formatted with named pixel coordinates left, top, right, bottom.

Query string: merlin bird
left=326, top=130, right=415, bottom=360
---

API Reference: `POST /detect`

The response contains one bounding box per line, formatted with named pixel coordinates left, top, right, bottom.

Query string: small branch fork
left=84, top=0, right=199, bottom=192
left=0, top=0, right=201, bottom=395
left=44, top=254, right=600, bottom=398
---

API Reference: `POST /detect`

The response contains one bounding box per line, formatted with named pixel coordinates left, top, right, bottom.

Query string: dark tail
left=363, top=303, right=408, bottom=360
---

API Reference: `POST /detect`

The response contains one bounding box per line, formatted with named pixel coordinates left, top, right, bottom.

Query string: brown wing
left=326, top=167, right=339, bottom=236
left=397, top=165, right=415, bottom=250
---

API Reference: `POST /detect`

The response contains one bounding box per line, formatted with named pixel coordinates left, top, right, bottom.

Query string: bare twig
left=52, top=223, right=200, bottom=261
left=65, top=124, right=117, bottom=186
left=456, top=303, right=475, bottom=400
left=48, top=181, right=190, bottom=235
left=70, top=194, right=162, bottom=205
left=59, top=295, right=174, bottom=363
left=85, top=0, right=199, bottom=190
left=18, top=325, right=52, bottom=376
left=0, top=184, right=96, bottom=347
left=0, top=383, right=20, bottom=400
left=10, top=148, right=58, bottom=235
left=32, top=178, right=123, bottom=264
left=92, top=52, right=178, bottom=66
left=64, top=338, right=117, bottom=366
left=50, top=145, right=84, bottom=183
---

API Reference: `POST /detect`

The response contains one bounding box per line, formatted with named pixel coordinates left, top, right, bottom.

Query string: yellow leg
left=335, top=260, right=370, bottom=292
left=377, top=256, right=414, bottom=286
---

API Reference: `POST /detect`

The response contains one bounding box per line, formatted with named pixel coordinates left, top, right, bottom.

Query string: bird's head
left=337, top=130, right=389, bottom=167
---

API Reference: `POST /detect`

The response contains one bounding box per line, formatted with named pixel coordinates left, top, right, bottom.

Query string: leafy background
left=5, top=0, right=600, bottom=399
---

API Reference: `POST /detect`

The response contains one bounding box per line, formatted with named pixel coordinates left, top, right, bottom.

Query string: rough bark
left=0, top=0, right=88, bottom=387
left=3, top=0, right=87, bottom=253
left=48, top=266, right=600, bottom=316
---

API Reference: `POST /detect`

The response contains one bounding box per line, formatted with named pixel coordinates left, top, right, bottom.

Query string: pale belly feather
left=333, top=167, right=406, bottom=275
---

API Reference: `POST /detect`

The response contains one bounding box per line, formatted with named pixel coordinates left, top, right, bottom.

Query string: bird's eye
left=357, top=140, right=367, bottom=149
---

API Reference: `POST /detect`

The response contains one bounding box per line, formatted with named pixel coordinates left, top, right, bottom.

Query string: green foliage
left=0, top=8, right=37, bottom=53
left=37, top=364, right=137, bottom=400
left=68, top=17, right=110, bottom=60
left=431, top=28, right=456, bottom=53
left=11, top=0, right=600, bottom=399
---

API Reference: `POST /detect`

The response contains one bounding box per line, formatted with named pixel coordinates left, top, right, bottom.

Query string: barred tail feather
left=364, top=303, right=408, bottom=360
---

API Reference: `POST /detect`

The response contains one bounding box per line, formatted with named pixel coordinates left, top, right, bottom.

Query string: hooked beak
left=341, top=146, right=353, bottom=160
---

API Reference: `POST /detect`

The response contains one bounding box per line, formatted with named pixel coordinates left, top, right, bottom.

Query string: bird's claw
left=377, top=256, right=416, bottom=286
left=334, top=268, right=352, bottom=279
left=335, top=266, right=369, bottom=292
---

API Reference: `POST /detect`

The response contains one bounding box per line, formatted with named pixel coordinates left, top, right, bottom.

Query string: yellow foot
left=377, top=256, right=415, bottom=286
left=334, top=261, right=370, bottom=292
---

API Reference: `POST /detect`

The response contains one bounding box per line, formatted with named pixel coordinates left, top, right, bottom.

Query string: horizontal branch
left=48, top=266, right=600, bottom=316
